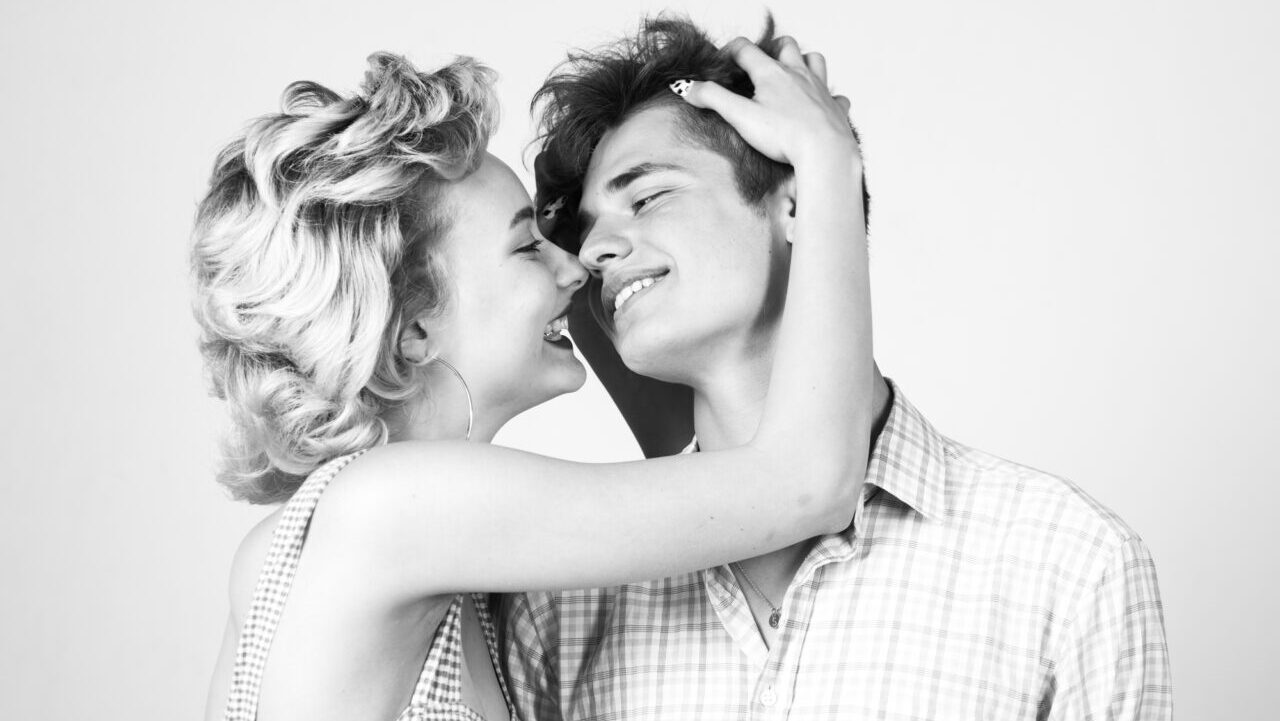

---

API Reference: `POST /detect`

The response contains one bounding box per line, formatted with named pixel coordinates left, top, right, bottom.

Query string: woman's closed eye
left=516, top=238, right=545, bottom=255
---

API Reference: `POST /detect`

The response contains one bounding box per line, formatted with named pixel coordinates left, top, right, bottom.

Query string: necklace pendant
left=768, top=609, right=781, bottom=628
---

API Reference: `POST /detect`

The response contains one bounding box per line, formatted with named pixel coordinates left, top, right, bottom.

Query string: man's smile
left=603, top=269, right=670, bottom=319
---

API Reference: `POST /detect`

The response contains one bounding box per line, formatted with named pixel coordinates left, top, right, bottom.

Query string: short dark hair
left=531, top=13, right=869, bottom=251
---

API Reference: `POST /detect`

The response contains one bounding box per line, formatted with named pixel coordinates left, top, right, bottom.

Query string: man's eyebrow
left=605, top=162, right=685, bottom=194
left=576, top=162, right=686, bottom=243
left=509, top=206, right=535, bottom=229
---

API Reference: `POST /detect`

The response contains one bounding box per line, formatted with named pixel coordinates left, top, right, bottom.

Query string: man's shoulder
left=940, top=437, right=1145, bottom=563
left=878, top=382, right=1137, bottom=555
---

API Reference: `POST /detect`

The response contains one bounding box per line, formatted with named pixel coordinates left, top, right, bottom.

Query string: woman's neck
left=384, top=362, right=505, bottom=444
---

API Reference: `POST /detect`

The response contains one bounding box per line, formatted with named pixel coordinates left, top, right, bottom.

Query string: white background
left=2, top=0, right=1276, bottom=718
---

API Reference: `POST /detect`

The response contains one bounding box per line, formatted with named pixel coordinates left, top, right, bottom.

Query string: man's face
left=576, top=105, right=790, bottom=384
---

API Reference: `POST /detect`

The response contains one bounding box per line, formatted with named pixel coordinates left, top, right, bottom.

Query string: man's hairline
left=574, top=99, right=785, bottom=223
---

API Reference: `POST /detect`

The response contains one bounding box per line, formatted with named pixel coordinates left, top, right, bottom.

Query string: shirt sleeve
left=501, top=591, right=563, bottom=721
left=1046, top=535, right=1173, bottom=720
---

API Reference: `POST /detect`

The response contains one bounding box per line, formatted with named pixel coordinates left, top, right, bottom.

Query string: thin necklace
left=732, top=562, right=782, bottom=629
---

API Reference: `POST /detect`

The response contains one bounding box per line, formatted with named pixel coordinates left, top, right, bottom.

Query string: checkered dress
left=503, top=381, right=1172, bottom=720
left=224, top=450, right=514, bottom=721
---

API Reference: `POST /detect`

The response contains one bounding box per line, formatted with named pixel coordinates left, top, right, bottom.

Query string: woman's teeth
left=543, top=315, right=569, bottom=341
left=614, top=276, right=662, bottom=313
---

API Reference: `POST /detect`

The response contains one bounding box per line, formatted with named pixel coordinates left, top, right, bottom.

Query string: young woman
left=197, top=43, right=870, bottom=721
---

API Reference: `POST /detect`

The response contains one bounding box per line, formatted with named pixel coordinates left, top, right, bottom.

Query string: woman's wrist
left=792, top=135, right=863, bottom=180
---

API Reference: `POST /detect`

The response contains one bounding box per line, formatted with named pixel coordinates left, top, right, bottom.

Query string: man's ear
left=398, top=315, right=433, bottom=366
left=768, top=174, right=799, bottom=244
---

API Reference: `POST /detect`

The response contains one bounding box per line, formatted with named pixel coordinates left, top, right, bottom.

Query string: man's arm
left=1045, top=536, right=1173, bottom=720
left=501, top=592, right=564, bottom=721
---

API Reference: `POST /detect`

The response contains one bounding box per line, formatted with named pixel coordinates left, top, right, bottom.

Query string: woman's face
left=428, top=153, right=588, bottom=428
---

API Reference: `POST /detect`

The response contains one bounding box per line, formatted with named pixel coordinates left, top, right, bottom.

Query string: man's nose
left=578, top=226, right=633, bottom=276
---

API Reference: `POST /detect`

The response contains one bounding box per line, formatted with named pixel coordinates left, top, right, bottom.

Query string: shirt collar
left=863, top=379, right=949, bottom=522
left=682, top=378, right=949, bottom=522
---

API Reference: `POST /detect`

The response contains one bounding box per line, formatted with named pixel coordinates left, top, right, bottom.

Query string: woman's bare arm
left=311, top=39, right=874, bottom=599
left=317, top=439, right=848, bottom=595
left=204, top=514, right=276, bottom=721
left=205, top=616, right=238, bottom=721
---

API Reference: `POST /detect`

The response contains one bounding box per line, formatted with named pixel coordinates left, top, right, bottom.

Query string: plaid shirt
left=502, top=382, right=1172, bottom=720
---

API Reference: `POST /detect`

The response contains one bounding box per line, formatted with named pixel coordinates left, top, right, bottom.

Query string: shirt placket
left=702, top=536, right=860, bottom=720
left=703, top=564, right=788, bottom=720
left=752, top=485, right=870, bottom=719
left=703, top=565, right=769, bottom=668
left=750, top=580, right=807, bottom=721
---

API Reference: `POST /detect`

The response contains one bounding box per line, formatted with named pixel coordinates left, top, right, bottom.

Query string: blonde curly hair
left=191, top=52, right=497, bottom=504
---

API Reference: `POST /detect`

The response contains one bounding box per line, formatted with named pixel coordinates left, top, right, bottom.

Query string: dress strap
left=223, top=450, right=367, bottom=721
left=408, top=594, right=467, bottom=707
left=471, top=594, right=516, bottom=715
left=402, top=594, right=516, bottom=720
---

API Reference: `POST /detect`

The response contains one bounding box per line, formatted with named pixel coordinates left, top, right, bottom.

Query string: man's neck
left=691, top=358, right=892, bottom=454
left=691, top=362, right=893, bottom=646
left=689, top=354, right=772, bottom=452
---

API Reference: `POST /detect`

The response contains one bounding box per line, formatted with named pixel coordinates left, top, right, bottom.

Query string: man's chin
left=616, top=335, right=688, bottom=383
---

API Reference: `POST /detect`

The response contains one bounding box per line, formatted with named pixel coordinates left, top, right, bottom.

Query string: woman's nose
left=553, top=243, right=588, bottom=290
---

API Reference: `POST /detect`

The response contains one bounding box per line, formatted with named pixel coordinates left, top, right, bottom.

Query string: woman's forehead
left=446, top=155, right=532, bottom=225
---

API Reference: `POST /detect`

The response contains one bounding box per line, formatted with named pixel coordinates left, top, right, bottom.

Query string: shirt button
left=759, top=688, right=778, bottom=707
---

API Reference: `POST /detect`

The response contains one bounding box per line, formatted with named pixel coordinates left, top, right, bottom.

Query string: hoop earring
left=409, top=355, right=474, bottom=441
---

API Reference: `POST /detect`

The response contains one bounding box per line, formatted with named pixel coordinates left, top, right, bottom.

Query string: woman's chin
left=552, top=357, right=588, bottom=395
left=525, top=357, right=588, bottom=406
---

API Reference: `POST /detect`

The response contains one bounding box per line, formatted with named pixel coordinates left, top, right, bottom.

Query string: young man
left=503, top=16, right=1172, bottom=720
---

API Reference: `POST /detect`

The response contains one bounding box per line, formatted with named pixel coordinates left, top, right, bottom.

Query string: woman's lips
left=542, top=315, right=568, bottom=341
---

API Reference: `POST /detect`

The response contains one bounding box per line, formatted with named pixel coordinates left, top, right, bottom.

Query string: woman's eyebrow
left=508, top=206, right=536, bottom=229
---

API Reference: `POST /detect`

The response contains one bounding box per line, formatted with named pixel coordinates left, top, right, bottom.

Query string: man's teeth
left=614, top=276, right=661, bottom=313
left=543, top=315, right=568, bottom=341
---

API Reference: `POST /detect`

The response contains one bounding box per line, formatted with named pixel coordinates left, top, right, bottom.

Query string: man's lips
left=603, top=269, right=670, bottom=320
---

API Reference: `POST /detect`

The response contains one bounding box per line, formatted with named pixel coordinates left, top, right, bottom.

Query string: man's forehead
left=583, top=105, right=691, bottom=191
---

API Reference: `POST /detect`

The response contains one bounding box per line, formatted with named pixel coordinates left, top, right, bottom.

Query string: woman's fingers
left=804, top=52, right=828, bottom=86
left=675, top=79, right=789, bottom=162
left=720, top=36, right=778, bottom=79
left=685, top=38, right=854, bottom=165
left=678, top=80, right=754, bottom=125
left=775, top=36, right=805, bottom=69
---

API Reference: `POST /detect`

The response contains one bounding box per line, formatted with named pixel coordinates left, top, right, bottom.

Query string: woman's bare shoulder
left=222, top=442, right=521, bottom=610
left=227, top=507, right=284, bottom=624
left=218, top=446, right=480, bottom=605
left=317, top=440, right=530, bottom=518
